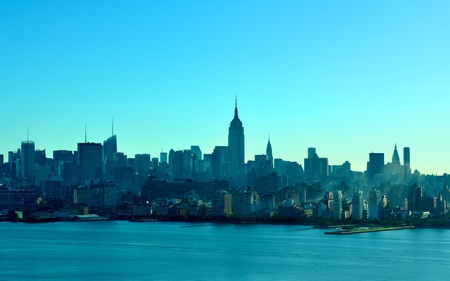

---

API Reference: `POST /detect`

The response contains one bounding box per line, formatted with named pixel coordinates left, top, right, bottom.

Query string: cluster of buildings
left=1, top=100, right=449, bottom=223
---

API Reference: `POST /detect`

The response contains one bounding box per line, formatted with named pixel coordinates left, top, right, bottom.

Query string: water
left=1, top=221, right=449, bottom=280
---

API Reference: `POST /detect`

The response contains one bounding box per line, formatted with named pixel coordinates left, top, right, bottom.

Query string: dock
left=324, top=225, right=415, bottom=235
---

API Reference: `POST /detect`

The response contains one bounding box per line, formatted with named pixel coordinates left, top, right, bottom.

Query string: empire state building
left=228, top=99, right=245, bottom=184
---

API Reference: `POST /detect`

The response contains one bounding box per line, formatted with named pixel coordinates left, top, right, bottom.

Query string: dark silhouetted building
left=211, top=146, right=232, bottom=181
left=367, top=152, right=384, bottom=180
left=392, top=144, right=400, bottom=164
left=135, top=154, right=151, bottom=175
left=103, top=134, right=117, bottom=180
left=228, top=99, right=245, bottom=185
left=266, top=137, right=273, bottom=171
left=21, top=140, right=36, bottom=185
left=77, top=142, right=102, bottom=184
left=304, top=148, right=328, bottom=182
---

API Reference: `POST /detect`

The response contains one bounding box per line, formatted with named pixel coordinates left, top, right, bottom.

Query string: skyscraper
left=103, top=132, right=117, bottom=181
left=392, top=144, right=400, bottom=164
left=367, top=152, right=384, bottom=180
left=77, top=142, right=102, bottom=184
left=352, top=190, right=363, bottom=220
left=266, top=137, right=273, bottom=170
left=404, top=147, right=410, bottom=166
left=403, top=147, right=411, bottom=181
left=333, top=190, right=343, bottom=220
left=304, top=148, right=328, bottom=182
left=160, top=152, right=168, bottom=164
left=21, top=140, right=35, bottom=184
left=135, top=154, right=151, bottom=176
left=228, top=98, right=245, bottom=184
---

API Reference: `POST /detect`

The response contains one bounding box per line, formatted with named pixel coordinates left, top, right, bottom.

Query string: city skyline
left=2, top=1, right=450, bottom=174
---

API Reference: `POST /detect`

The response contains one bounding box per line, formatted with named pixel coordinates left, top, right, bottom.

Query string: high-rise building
left=333, top=190, right=343, bottom=220
left=103, top=135, right=117, bottom=180
left=352, top=190, right=363, bottom=220
left=369, top=190, right=382, bottom=219
left=0, top=154, right=4, bottom=175
left=228, top=98, right=245, bottom=184
left=304, top=148, right=328, bottom=182
left=308, top=147, right=317, bottom=159
left=403, top=147, right=411, bottom=181
left=191, top=146, right=202, bottom=175
left=367, top=153, right=384, bottom=180
left=266, top=137, right=273, bottom=170
left=135, top=154, right=151, bottom=176
left=403, top=147, right=410, bottom=165
left=171, top=150, right=184, bottom=180
left=160, top=152, right=168, bottom=163
left=77, top=142, right=102, bottom=184
left=211, top=146, right=232, bottom=180
left=21, top=140, right=36, bottom=184
left=35, top=149, right=46, bottom=167
left=392, top=144, right=400, bottom=164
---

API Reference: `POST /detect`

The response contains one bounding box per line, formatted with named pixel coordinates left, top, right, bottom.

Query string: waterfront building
left=211, top=190, right=233, bottom=217
left=0, top=189, right=38, bottom=211
left=352, top=190, right=363, bottom=220
left=333, top=190, right=343, bottom=220
left=42, top=180, right=63, bottom=199
left=232, top=190, right=259, bottom=218
left=88, top=182, right=118, bottom=214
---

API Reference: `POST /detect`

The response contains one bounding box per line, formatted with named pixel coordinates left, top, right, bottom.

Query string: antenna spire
left=85, top=124, right=87, bottom=143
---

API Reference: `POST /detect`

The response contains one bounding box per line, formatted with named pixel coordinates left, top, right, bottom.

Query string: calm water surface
left=0, top=221, right=449, bottom=280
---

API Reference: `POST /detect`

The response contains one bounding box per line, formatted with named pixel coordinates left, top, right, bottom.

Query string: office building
left=21, top=140, right=36, bottom=184
left=228, top=98, right=245, bottom=184
left=77, top=142, right=102, bottom=184
left=352, top=190, right=363, bottom=220
left=266, top=137, right=273, bottom=170
left=304, top=148, right=328, bottom=182
left=135, top=154, right=151, bottom=175
left=367, top=153, right=384, bottom=180
left=103, top=134, right=117, bottom=180
left=333, top=190, right=343, bottom=220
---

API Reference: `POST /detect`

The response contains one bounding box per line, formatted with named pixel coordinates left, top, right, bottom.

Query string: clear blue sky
left=1, top=1, right=450, bottom=175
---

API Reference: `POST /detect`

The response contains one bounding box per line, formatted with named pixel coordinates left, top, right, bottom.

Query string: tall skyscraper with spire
left=103, top=120, right=117, bottom=181
left=392, top=144, right=400, bottom=164
left=228, top=98, right=245, bottom=184
left=266, top=136, right=273, bottom=170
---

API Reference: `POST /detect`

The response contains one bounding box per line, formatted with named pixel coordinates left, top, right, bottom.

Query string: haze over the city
left=2, top=1, right=450, bottom=175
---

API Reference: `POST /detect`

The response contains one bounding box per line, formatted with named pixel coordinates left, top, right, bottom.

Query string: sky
left=1, top=1, right=450, bottom=175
